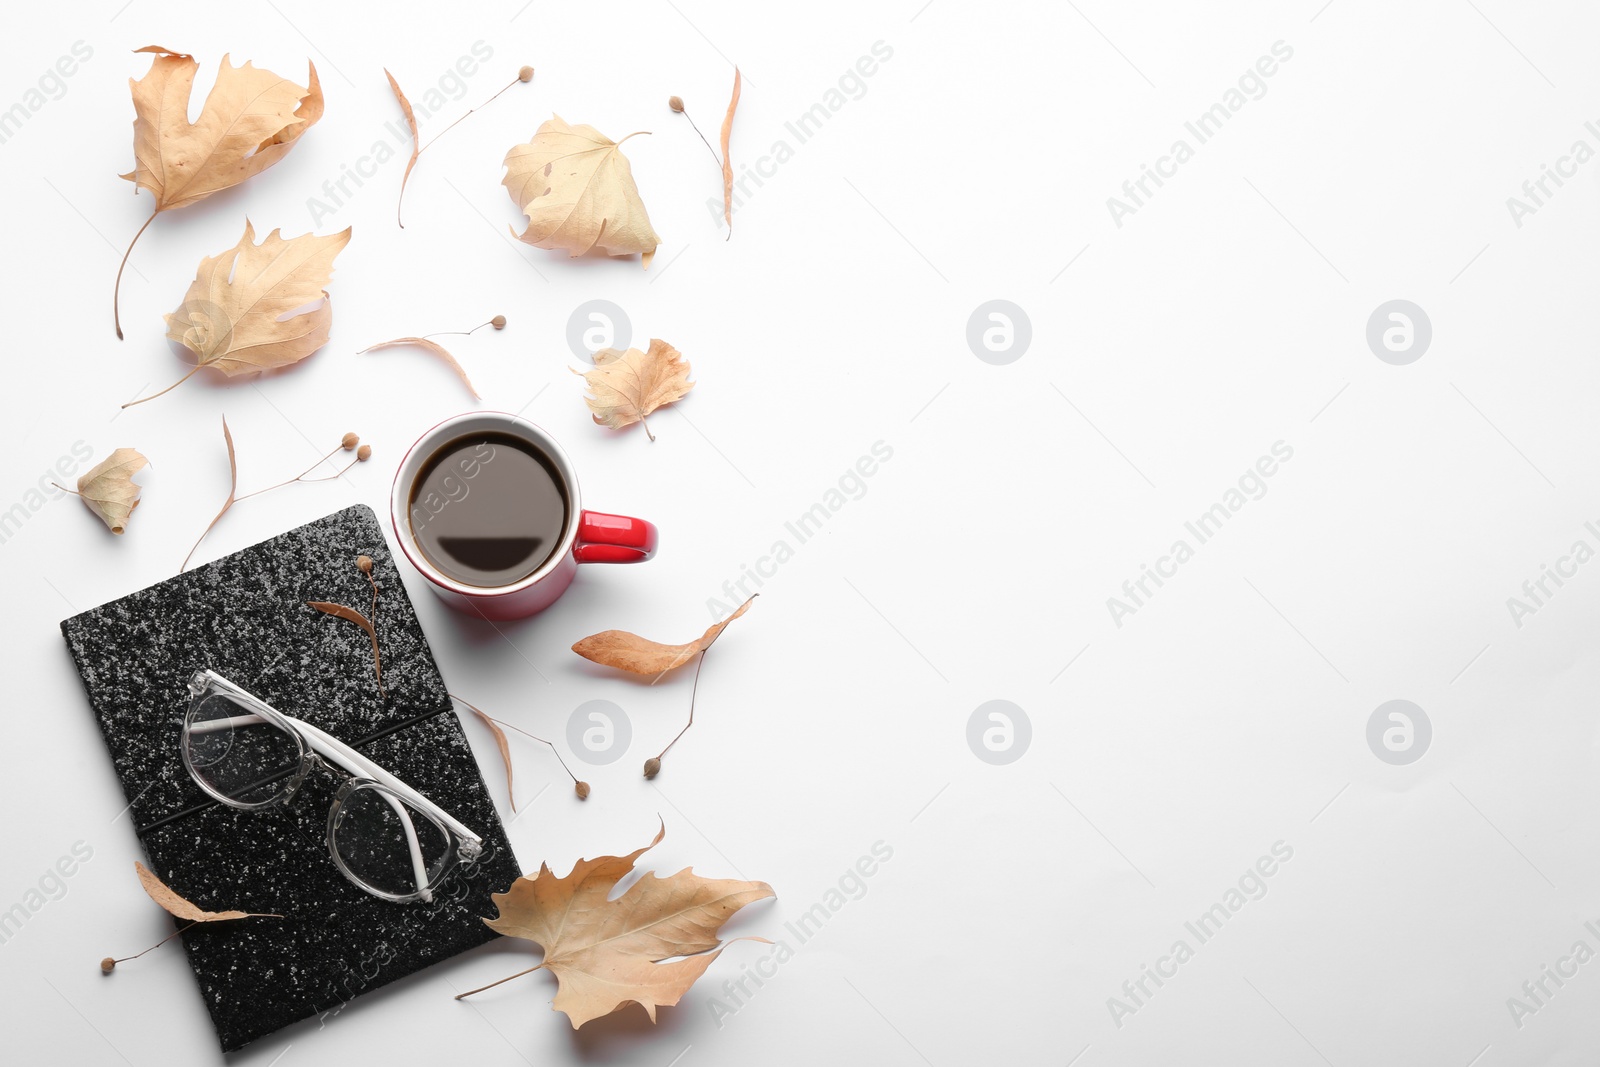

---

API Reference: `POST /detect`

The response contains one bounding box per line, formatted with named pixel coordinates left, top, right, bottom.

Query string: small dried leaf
left=75, top=448, right=148, bottom=534
left=181, top=416, right=237, bottom=571
left=720, top=68, right=741, bottom=237
left=466, top=704, right=516, bottom=812
left=134, top=861, right=278, bottom=922
left=308, top=601, right=383, bottom=694
left=359, top=336, right=481, bottom=399
left=385, top=69, right=421, bottom=227
left=479, top=822, right=772, bottom=1028
left=503, top=115, right=661, bottom=267
left=574, top=338, right=693, bottom=441
left=573, top=595, right=756, bottom=675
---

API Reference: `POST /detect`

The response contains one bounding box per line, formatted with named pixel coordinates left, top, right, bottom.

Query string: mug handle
left=574, top=510, right=658, bottom=564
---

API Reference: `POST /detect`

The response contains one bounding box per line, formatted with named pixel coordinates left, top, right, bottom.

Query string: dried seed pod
left=341, top=432, right=359, bottom=450
left=491, top=314, right=507, bottom=329
left=356, top=554, right=373, bottom=574
left=643, top=757, right=662, bottom=779
left=357, top=445, right=372, bottom=461
left=575, top=781, right=591, bottom=799
left=101, top=957, right=116, bottom=974
left=518, top=65, right=534, bottom=83
left=668, top=95, right=684, bottom=113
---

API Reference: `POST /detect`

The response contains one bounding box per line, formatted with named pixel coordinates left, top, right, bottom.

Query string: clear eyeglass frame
left=180, top=669, right=483, bottom=904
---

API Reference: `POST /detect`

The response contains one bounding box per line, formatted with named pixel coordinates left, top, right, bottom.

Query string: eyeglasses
left=180, top=669, right=483, bottom=904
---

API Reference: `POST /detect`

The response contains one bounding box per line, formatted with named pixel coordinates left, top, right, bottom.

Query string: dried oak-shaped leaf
left=75, top=448, right=149, bottom=534
left=503, top=115, right=661, bottom=267
left=132, top=222, right=351, bottom=406
left=115, top=47, right=323, bottom=337
left=573, top=594, right=755, bottom=675
left=479, top=822, right=772, bottom=1027
left=123, top=48, right=322, bottom=212
left=307, top=601, right=384, bottom=695
left=358, top=337, right=481, bottom=399
left=574, top=339, right=693, bottom=441
left=134, top=861, right=278, bottom=922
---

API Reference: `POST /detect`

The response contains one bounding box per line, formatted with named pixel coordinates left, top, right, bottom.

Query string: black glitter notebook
left=60, top=504, right=521, bottom=1052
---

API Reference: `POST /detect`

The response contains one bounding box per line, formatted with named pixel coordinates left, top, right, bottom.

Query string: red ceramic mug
left=390, top=412, right=656, bottom=620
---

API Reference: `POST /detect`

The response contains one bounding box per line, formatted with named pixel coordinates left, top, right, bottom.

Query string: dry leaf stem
left=113, top=209, right=159, bottom=340
left=122, top=365, right=203, bottom=409
left=453, top=963, right=546, bottom=1000
left=670, top=99, right=723, bottom=173
left=644, top=649, right=707, bottom=778
left=102, top=921, right=196, bottom=972
left=233, top=444, right=357, bottom=502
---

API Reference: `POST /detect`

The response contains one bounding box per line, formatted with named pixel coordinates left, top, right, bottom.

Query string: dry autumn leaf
left=134, top=861, right=279, bottom=923
left=115, top=47, right=323, bottom=338
left=125, top=221, right=351, bottom=407
left=503, top=115, right=661, bottom=267
left=460, top=822, right=772, bottom=1028
left=358, top=337, right=481, bottom=399
left=720, top=68, right=741, bottom=238
left=105, top=861, right=280, bottom=972
left=464, top=701, right=516, bottom=810
left=64, top=448, right=149, bottom=534
left=574, top=338, right=693, bottom=442
left=308, top=601, right=384, bottom=695
left=573, top=594, right=755, bottom=675
left=384, top=68, right=422, bottom=226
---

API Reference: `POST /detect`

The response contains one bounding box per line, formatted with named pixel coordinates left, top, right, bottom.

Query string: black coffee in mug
left=407, top=432, right=569, bottom=587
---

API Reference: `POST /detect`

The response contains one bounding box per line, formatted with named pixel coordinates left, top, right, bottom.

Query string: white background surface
left=4, top=0, right=1600, bottom=1063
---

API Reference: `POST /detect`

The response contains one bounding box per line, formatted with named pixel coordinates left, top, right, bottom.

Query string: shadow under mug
left=389, top=412, right=657, bottom=621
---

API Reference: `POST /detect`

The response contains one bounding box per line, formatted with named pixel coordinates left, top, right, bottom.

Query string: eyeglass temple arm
left=287, top=716, right=483, bottom=849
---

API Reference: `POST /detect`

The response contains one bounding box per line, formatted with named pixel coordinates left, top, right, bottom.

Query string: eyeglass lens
left=331, top=784, right=453, bottom=900
left=184, top=692, right=304, bottom=807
